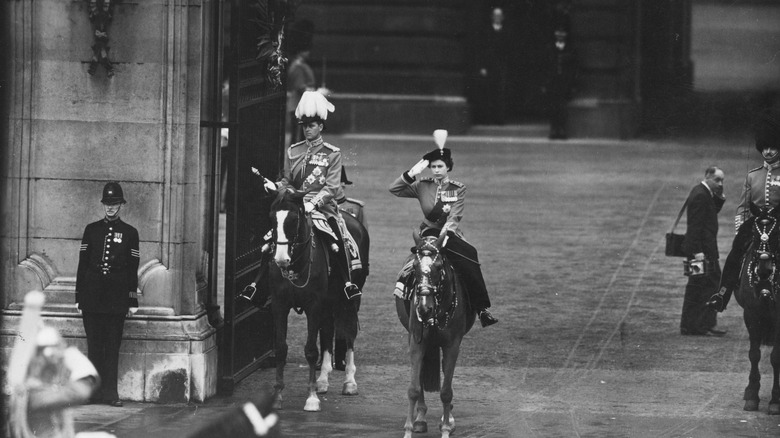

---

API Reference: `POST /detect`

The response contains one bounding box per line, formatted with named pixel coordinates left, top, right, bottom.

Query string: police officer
left=389, top=147, right=498, bottom=327
left=709, top=112, right=780, bottom=311
left=76, top=182, right=139, bottom=407
left=262, top=90, right=360, bottom=299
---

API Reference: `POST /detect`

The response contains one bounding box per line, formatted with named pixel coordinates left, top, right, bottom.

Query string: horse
left=315, top=209, right=369, bottom=396
left=735, top=203, right=780, bottom=413
left=395, top=230, right=476, bottom=438
left=266, top=190, right=331, bottom=412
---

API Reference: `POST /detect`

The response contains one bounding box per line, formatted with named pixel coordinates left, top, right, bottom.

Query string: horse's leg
left=342, top=340, right=358, bottom=395
left=769, top=315, right=780, bottom=414
left=438, top=340, right=461, bottom=438
left=272, top=305, right=290, bottom=410
left=304, top=308, right=322, bottom=412
left=744, top=313, right=763, bottom=411
left=316, top=296, right=334, bottom=394
left=404, top=339, right=426, bottom=438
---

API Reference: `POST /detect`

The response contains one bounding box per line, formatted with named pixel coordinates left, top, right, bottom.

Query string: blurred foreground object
left=185, top=391, right=280, bottom=437
left=6, top=291, right=104, bottom=438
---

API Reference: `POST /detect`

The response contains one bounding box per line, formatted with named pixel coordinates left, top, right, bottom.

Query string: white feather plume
left=433, top=129, right=448, bottom=150
left=295, top=90, right=335, bottom=121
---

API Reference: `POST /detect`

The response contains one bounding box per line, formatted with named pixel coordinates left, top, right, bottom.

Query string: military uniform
left=718, top=162, right=780, bottom=306
left=389, top=171, right=493, bottom=313
left=277, top=136, right=343, bottom=220
left=389, top=173, right=465, bottom=237
left=76, top=183, right=139, bottom=405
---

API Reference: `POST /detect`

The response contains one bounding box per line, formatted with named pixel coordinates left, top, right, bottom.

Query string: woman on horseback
left=710, top=111, right=780, bottom=310
left=389, top=144, right=498, bottom=327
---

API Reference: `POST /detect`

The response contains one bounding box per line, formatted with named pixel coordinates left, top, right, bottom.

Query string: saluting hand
left=408, top=159, right=429, bottom=177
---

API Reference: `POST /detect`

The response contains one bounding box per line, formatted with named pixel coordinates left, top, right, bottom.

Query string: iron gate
left=218, top=0, right=289, bottom=394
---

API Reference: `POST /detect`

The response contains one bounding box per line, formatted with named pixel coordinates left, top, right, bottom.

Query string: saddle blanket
left=311, top=211, right=362, bottom=271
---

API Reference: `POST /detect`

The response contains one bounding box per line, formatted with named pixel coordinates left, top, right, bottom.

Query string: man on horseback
left=389, top=133, right=498, bottom=327
left=709, top=112, right=780, bottom=311
left=251, top=90, right=361, bottom=300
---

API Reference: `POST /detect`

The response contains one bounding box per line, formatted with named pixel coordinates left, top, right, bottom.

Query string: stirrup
left=344, top=282, right=362, bottom=300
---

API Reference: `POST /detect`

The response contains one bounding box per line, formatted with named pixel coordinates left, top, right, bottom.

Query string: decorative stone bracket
left=88, top=0, right=115, bottom=77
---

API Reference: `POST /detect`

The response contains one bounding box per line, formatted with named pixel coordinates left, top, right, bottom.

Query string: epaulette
left=448, top=180, right=464, bottom=188
left=322, top=142, right=340, bottom=152
left=748, top=166, right=764, bottom=173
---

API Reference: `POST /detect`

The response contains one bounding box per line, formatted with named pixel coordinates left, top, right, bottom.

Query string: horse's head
left=269, top=190, right=307, bottom=269
left=748, top=203, right=780, bottom=301
left=411, top=230, right=448, bottom=327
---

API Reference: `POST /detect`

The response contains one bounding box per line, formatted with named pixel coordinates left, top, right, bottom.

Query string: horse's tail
left=421, top=342, right=441, bottom=392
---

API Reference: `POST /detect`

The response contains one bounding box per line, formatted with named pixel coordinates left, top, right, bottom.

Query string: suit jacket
left=76, top=218, right=140, bottom=313
left=682, top=182, right=725, bottom=259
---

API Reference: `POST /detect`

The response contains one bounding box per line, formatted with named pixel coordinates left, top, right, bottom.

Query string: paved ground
left=71, top=131, right=780, bottom=437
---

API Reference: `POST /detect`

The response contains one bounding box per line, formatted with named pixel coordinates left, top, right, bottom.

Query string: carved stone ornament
left=88, top=0, right=115, bottom=77
left=253, top=0, right=300, bottom=90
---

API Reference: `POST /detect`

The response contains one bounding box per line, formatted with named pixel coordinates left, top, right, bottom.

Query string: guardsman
left=389, top=132, right=498, bottom=327
left=709, top=111, right=780, bottom=311
left=75, top=182, right=139, bottom=407
left=261, top=90, right=361, bottom=299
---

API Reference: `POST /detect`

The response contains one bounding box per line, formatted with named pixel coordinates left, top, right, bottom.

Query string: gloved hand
left=304, top=202, right=315, bottom=214
left=705, top=293, right=726, bottom=312
left=408, top=159, right=429, bottom=177
left=263, top=178, right=277, bottom=192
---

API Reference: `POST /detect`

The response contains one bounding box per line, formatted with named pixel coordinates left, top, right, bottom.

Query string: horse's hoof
left=342, top=382, right=358, bottom=395
left=413, top=420, right=427, bottom=433
left=303, top=397, right=321, bottom=412
left=316, top=381, right=329, bottom=394
left=744, top=399, right=760, bottom=411
left=769, top=403, right=780, bottom=415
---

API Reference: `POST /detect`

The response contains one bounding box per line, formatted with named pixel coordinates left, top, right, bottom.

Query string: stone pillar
left=1, top=0, right=218, bottom=402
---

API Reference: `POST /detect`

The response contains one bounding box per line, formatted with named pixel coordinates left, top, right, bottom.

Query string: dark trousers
left=680, top=262, right=720, bottom=334
left=444, top=235, right=491, bottom=311
left=327, top=217, right=352, bottom=286
left=721, top=218, right=753, bottom=290
left=82, top=312, right=126, bottom=401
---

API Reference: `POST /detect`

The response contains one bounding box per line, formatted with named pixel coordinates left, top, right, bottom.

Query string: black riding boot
left=328, top=217, right=361, bottom=300
left=709, top=220, right=752, bottom=311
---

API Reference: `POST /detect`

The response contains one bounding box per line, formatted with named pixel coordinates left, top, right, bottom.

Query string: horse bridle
left=414, top=238, right=456, bottom=329
left=749, top=213, right=779, bottom=301
left=272, top=205, right=314, bottom=288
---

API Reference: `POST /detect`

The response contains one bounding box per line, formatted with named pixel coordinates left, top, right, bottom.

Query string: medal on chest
left=113, top=232, right=123, bottom=243
left=308, top=153, right=329, bottom=167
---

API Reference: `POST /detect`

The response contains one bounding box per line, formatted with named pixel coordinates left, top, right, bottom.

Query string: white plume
left=295, top=90, right=335, bottom=121
left=433, top=129, right=448, bottom=150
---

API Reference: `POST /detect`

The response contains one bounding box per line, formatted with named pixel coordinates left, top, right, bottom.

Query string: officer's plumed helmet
left=101, top=181, right=126, bottom=205
left=295, top=90, right=334, bottom=125
left=423, top=148, right=453, bottom=171
left=755, top=109, right=780, bottom=153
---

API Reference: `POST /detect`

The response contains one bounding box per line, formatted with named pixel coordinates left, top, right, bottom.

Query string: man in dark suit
left=680, top=166, right=727, bottom=336
left=76, top=182, right=140, bottom=407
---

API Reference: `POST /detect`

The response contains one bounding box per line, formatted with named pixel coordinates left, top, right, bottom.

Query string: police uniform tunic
left=735, top=162, right=780, bottom=231
left=76, top=218, right=140, bottom=313
left=75, top=217, right=139, bottom=403
left=388, top=172, right=466, bottom=237
left=277, top=137, right=343, bottom=220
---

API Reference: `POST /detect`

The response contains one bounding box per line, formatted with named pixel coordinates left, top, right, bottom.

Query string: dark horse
left=266, top=190, right=330, bottom=411
left=315, top=210, right=369, bottom=396
left=395, top=231, right=475, bottom=438
left=736, top=203, right=780, bottom=413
